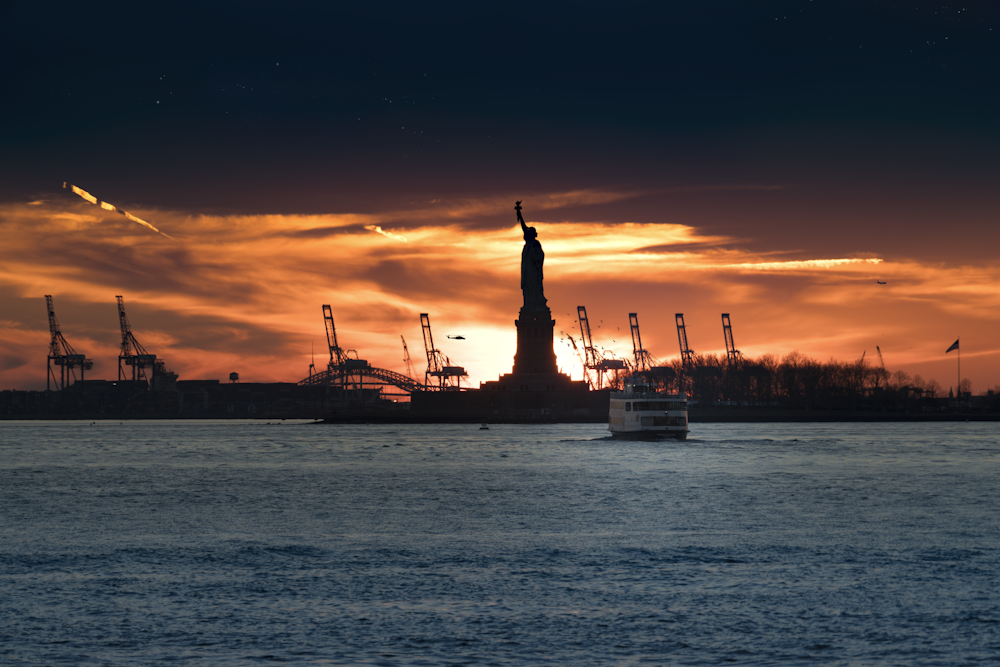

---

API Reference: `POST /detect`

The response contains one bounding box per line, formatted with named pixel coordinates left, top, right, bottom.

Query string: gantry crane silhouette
left=575, top=305, right=625, bottom=389
left=116, top=296, right=159, bottom=382
left=675, top=314, right=694, bottom=367
left=420, top=313, right=467, bottom=390
left=722, top=313, right=741, bottom=365
left=45, top=295, right=93, bottom=390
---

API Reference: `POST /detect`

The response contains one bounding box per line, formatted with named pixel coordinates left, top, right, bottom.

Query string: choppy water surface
left=2, top=420, right=999, bottom=665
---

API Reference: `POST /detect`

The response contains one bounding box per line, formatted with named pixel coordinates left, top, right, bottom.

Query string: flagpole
left=946, top=338, right=961, bottom=397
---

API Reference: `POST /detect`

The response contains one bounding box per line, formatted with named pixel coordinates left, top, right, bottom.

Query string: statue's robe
left=521, top=235, right=547, bottom=310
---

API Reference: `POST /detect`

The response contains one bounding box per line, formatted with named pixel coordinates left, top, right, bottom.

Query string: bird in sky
left=877, top=280, right=887, bottom=284
left=447, top=335, right=465, bottom=340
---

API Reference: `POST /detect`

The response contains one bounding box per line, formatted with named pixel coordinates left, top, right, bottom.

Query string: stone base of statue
left=512, top=306, right=558, bottom=375
left=474, top=304, right=592, bottom=401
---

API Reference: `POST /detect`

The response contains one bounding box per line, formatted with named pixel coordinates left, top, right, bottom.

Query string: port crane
left=875, top=345, right=887, bottom=390
left=323, top=304, right=349, bottom=368
left=116, top=296, right=159, bottom=382
left=576, top=305, right=625, bottom=389
left=420, top=313, right=467, bottom=390
left=563, top=331, right=589, bottom=383
left=577, top=306, right=599, bottom=374
left=629, top=312, right=660, bottom=372
left=675, top=314, right=694, bottom=366
left=629, top=312, right=674, bottom=389
left=722, top=313, right=740, bottom=365
left=321, top=304, right=374, bottom=391
left=45, top=295, right=93, bottom=390
left=401, top=335, right=416, bottom=379
left=299, top=306, right=423, bottom=401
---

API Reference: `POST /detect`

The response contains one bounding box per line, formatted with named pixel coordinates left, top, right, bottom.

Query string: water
left=1, top=420, right=998, bottom=665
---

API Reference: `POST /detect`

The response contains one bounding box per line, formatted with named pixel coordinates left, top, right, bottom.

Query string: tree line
left=622, top=352, right=975, bottom=411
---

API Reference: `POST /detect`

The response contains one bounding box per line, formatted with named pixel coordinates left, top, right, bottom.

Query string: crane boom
left=675, top=313, right=694, bottom=365
left=629, top=313, right=648, bottom=372
left=420, top=313, right=440, bottom=380
left=116, top=296, right=156, bottom=382
left=322, top=304, right=346, bottom=366
left=420, top=314, right=466, bottom=389
left=564, top=332, right=589, bottom=384
left=401, top=335, right=416, bottom=379
left=117, top=295, right=132, bottom=357
left=577, top=306, right=597, bottom=367
left=722, top=313, right=739, bottom=364
left=46, top=295, right=63, bottom=356
left=874, top=345, right=887, bottom=390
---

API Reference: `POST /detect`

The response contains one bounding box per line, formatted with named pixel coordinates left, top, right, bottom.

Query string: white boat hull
left=608, top=377, right=689, bottom=441
left=609, top=428, right=687, bottom=441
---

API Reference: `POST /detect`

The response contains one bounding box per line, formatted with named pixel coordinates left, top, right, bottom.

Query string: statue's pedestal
left=478, top=304, right=587, bottom=393
left=512, top=307, right=558, bottom=375
left=416, top=304, right=602, bottom=418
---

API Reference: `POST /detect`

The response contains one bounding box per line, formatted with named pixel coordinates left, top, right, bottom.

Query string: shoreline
left=4, top=411, right=999, bottom=423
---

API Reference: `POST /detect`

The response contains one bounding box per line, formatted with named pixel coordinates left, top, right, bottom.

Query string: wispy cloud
left=719, top=258, right=883, bottom=271
left=364, top=225, right=407, bottom=242
left=1, top=188, right=998, bottom=392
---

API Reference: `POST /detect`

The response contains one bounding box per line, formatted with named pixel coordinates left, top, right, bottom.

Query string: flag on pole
left=946, top=339, right=959, bottom=353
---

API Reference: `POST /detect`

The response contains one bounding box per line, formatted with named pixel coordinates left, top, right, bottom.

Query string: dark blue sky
left=2, top=1, right=1000, bottom=390
left=2, top=1, right=997, bottom=253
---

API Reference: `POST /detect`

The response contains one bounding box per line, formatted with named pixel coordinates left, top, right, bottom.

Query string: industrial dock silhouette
left=6, top=202, right=998, bottom=422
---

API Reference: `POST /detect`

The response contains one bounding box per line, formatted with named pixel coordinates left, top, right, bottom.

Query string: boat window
left=630, top=400, right=688, bottom=411
left=625, top=402, right=631, bottom=412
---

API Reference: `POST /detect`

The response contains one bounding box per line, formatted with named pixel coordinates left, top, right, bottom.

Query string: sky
left=1, top=2, right=998, bottom=393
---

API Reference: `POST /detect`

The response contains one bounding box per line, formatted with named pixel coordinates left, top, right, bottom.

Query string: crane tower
left=628, top=313, right=660, bottom=372
left=116, top=296, right=158, bottom=383
left=45, top=295, right=93, bottom=390
left=722, top=313, right=740, bottom=364
left=299, top=306, right=421, bottom=403
left=576, top=306, right=598, bottom=372
left=401, top=335, right=416, bottom=379
left=576, top=305, right=625, bottom=389
left=629, top=313, right=645, bottom=372
left=323, top=304, right=348, bottom=367
left=420, top=313, right=467, bottom=390
left=675, top=314, right=694, bottom=366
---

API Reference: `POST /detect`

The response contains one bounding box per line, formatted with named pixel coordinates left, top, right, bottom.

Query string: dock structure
left=298, top=304, right=422, bottom=408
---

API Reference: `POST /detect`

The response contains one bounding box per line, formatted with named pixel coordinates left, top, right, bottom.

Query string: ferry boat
left=608, top=376, right=689, bottom=440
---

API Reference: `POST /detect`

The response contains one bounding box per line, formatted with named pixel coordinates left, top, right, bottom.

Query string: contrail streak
left=721, top=258, right=883, bottom=270
left=64, top=182, right=174, bottom=239
left=364, top=225, right=407, bottom=242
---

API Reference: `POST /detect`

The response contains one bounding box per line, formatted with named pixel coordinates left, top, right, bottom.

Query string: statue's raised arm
left=515, top=200, right=529, bottom=236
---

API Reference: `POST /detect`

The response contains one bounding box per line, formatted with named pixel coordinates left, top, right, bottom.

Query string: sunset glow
left=2, top=187, right=997, bottom=394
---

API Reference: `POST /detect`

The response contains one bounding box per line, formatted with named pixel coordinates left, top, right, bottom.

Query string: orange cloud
left=1, top=189, right=998, bottom=395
